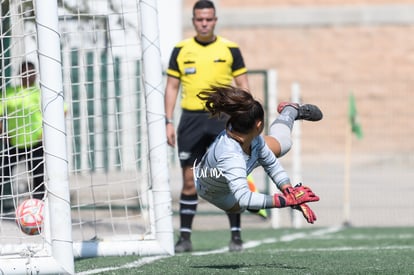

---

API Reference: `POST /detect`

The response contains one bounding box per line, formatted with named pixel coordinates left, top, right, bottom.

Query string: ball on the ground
left=15, top=198, right=45, bottom=235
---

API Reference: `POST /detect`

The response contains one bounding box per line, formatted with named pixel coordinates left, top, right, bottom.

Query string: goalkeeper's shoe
left=174, top=237, right=192, bottom=253
left=277, top=102, right=323, bottom=121
left=229, top=236, right=243, bottom=252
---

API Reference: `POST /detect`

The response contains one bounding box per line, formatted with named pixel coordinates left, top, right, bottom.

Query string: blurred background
left=162, top=0, right=414, bottom=228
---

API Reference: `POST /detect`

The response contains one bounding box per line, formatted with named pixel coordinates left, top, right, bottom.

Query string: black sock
left=179, top=193, right=198, bottom=240
left=227, top=213, right=241, bottom=240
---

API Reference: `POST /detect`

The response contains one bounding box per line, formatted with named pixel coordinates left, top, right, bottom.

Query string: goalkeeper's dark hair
left=197, top=85, right=264, bottom=134
left=193, top=0, right=215, bottom=16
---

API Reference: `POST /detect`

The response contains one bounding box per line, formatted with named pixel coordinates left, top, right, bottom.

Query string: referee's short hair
left=193, top=0, right=215, bottom=14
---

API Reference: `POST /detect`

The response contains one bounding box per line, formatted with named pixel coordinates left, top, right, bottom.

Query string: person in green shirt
left=0, top=61, right=45, bottom=200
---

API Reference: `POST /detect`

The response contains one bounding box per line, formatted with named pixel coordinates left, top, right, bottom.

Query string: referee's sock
left=227, top=213, right=241, bottom=240
left=178, top=193, right=198, bottom=240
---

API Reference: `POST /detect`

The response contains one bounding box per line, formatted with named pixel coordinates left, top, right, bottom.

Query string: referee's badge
left=184, top=67, right=196, bottom=75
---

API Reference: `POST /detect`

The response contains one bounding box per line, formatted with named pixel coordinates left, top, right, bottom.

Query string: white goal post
left=0, top=0, right=173, bottom=273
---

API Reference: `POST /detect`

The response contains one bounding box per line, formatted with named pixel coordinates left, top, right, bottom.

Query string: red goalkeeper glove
left=273, top=183, right=319, bottom=208
left=292, top=203, right=317, bottom=224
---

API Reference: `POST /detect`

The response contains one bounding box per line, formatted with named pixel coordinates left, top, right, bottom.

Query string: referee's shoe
left=175, top=237, right=192, bottom=253
left=277, top=102, right=323, bottom=121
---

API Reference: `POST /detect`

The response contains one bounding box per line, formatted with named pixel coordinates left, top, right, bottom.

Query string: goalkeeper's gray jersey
left=194, top=130, right=290, bottom=212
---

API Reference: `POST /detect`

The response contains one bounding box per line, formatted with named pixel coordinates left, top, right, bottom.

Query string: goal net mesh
left=1, top=0, right=172, bottom=264
left=60, top=2, right=153, bottom=246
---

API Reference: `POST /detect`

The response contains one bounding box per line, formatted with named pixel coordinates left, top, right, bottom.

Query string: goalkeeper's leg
left=265, top=103, right=323, bottom=157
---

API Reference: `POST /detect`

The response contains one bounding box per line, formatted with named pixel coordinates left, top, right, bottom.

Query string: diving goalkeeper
left=194, top=85, right=322, bottom=222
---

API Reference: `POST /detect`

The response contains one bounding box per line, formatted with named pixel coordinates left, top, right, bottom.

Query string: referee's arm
left=164, top=75, right=180, bottom=147
left=165, top=75, right=180, bottom=121
left=234, top=73, right=249, bottom=91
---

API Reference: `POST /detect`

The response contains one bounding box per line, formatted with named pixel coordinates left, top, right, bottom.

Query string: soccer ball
left=15, top=198, right=45, bottom=235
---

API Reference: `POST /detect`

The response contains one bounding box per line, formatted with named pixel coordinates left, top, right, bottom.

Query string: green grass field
left=75, top=226, right=414, bottom=274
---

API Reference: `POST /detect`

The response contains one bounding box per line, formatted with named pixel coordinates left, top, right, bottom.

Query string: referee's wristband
left=165, top=118, right=173, bottom=124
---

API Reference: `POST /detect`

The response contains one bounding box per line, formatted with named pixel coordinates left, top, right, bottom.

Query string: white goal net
left=0, top=0, right=173, bottom=273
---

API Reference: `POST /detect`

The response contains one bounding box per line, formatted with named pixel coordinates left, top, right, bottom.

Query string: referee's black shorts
left=177, top=110, right=227, bottom=168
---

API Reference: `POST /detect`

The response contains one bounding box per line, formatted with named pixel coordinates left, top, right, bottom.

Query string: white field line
left=76, top=255, right=170, bottom=275
left=268, top=245, right=414, bottom=253
left=307, top=233, right=414, bottom=240
left=77, top=226, right=342, bottom=274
